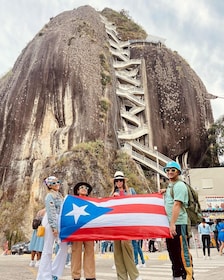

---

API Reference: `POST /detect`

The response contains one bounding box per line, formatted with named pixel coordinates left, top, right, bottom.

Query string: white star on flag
left=65, top=203, right=89, bottom=223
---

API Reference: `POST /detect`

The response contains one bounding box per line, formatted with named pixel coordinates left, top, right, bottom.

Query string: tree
left=207, top=116, right=224, bottom=166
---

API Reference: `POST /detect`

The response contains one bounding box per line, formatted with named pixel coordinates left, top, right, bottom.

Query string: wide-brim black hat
left=73, top=182, right=93, bottom=196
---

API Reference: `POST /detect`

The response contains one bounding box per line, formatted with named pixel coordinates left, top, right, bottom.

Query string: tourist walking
left=198, top=218, right=212, bottom=259
left=211, top=219, right=220, bottom=252
left=132, top=240, right=146, bottom=268
left=148, top=239, right=158, bottom=252
left=217, top=219, right=224, bottom=255
left=29, top=208, right=45, bottom=267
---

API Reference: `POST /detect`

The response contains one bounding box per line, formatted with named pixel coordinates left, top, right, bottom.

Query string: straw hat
left=113, top=171, right=128, bottom=181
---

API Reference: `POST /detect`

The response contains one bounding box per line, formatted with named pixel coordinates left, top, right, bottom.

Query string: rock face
left=131, top=45, right=213, bottom=164
left=0, top=6, right=119, bottom=196
left=0, top=5, right=213, bottom=240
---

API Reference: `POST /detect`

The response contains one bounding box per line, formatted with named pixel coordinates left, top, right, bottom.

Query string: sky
left=0, top=0, right=224, bottom=121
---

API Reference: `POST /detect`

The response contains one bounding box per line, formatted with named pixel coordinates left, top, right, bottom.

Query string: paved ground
left=0, top=248, right=223, bottom=279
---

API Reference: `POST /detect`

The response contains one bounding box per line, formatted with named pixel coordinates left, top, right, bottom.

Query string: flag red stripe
left=108, top=204, right=166, bottom=215
left=62, top=225, right=170, bottom=242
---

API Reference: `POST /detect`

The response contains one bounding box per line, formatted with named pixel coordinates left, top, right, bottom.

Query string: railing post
left=154, top=146, right=160, bottom=192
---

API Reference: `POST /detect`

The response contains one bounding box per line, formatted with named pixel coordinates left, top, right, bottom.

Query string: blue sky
left=0, top=0, right=223, bottom=120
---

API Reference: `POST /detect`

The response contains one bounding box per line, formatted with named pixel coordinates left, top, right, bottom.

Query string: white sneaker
left=203, top=255, right=206, bottom=260
left=29, top=260, right=35, bottom=267
left=112, top=264, right=116, bottom=270
left=136, top=264, right=140, bottom=269
left=35, top=260, right=40, bottom=267
left=141, top=263, right=146, bottom=268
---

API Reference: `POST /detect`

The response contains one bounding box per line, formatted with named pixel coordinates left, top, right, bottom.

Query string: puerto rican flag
left=59, top=193, right=170, bottom=242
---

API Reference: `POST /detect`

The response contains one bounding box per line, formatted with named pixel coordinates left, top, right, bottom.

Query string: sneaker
left=141, top=263, right=146, bottom=268
left=35, top=260, right=40, bottom=267
left=29, top=260, right=35, bottom=267
left=203, top=256, right=206, bottom=260
left=208, top=256, right=212, bottom=260
left=136, top=264, right=140, bottom=269
left=112, top=264, right=116, bottom=270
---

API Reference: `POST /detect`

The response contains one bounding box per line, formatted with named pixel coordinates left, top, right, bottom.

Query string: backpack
left=170, top=180, right=202, bottom=226
left=32, top=218, right=41, bottom=230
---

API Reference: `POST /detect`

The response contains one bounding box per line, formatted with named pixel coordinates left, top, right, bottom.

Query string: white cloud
left=0, top=0, right=223, bottom=120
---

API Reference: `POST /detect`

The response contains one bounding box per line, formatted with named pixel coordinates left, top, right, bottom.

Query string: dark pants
left=213, top=231, right=220, bottom=251
left=148, top=240, right=157, bottom=252
left=201, top=234, right=211, bottom=256
left=166, top=224, right=193, bottom=279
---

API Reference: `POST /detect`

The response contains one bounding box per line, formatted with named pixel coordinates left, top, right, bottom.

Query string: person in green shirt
left=161, top=161, right=193, bottom=280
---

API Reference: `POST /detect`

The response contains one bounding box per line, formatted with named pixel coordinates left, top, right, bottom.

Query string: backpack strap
left=169, top=180, right=187, bottom=212
left=169, top=180, right=181, bottom=199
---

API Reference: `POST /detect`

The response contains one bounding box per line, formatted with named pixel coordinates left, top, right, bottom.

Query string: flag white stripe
left=81, top=213, right=169, bottom=228
left=91, top=196, right=164, bottom=207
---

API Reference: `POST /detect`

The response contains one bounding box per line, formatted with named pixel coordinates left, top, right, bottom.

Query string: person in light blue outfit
left=132, top=240, right=146, bottom=268
left=36, top=176, right=67, bottom=280
left=217, top=219, right=224, bottom=255
left=65, top=242, right=72, bottom=268
left=210, top=219, right=220, bottom=252
left=198, top=218, right=212, bottom=259
left=101, top=240, right=109, bottom=254
left=29, top=208, right=45, bottom=267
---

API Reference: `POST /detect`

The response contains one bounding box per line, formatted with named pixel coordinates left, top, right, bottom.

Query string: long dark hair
left=110, top=179, right=129, bottom=196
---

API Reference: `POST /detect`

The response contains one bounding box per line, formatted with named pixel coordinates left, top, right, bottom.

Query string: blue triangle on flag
left=60, top=195, right=112, bottom=239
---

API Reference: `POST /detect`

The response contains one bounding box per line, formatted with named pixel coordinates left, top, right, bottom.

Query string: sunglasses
left=114, top=179, right=124, bottom=183
left=165, top=168, right=177, bottom=173
left=49, top=180, right=61, bottom=185
left=79, top=186, right=89, bottom=190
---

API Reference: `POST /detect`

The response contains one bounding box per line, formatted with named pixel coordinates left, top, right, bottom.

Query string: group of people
left=32, top=160, right=198, bottom=280
left=100, top=240, right=114, bottom=254
left=32, top=177, right=97, bottom=280
left=198, top=217, right=224, bottom=259
left=33, top=171, right=144, bottom=280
